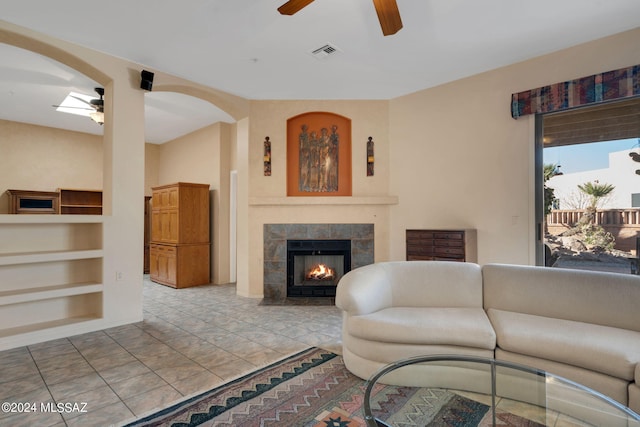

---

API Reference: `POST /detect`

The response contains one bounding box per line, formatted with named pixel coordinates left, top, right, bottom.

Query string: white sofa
left=335, top=261, right=640, bottom=413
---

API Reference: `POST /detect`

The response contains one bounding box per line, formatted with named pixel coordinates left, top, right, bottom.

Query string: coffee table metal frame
left=363, top=354, right=640, bottom=427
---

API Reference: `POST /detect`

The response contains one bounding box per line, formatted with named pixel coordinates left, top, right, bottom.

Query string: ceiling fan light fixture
left=90, top=111, right=104, bottom=125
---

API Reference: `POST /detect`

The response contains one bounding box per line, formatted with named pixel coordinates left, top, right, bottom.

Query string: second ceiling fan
left=278, top=0, right=403, bottom=36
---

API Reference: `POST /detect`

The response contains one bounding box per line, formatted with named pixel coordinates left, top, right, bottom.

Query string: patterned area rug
left=123, top=347, right=543, bottom=427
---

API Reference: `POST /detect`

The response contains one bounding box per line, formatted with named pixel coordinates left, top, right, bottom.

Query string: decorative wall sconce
left=264, top=136, right=272, bottom=176
left=367, top=136, right=374, bottom=176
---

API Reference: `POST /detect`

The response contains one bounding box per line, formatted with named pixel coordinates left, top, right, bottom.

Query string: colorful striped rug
left=122, top=347, right=543, bottom=427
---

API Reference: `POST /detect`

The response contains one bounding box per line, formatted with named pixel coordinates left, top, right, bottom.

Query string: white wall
left=548, top=149, right=640, bottom=209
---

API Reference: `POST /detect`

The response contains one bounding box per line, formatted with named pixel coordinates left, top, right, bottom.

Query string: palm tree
left=577, top=181, right=615, bottom=225
left=543, top=164, right=562, bottom=216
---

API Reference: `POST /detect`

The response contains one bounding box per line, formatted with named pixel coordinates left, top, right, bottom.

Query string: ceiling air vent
left=310, top=43, right=342, bottom=60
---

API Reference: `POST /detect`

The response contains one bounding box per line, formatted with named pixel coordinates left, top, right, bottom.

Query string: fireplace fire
left=287, top=239, right=351, bottom=297
left=306, top=263, right=336, bottom=281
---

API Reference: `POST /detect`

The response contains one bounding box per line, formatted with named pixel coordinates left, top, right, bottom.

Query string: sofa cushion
left=636, top=364, right=640, bottom=384
left=347, top=307, right=496, bottom=349
left=488, top=308, right=640, bottom=380
left=382, top=261, right=484, bottom=308
left=483, top=264, right=640, bottom=332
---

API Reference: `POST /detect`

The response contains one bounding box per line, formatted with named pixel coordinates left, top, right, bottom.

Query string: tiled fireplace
left=263, top=224, right=374, bottom=299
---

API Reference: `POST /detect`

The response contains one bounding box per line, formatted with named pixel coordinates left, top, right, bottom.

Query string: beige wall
left=241, top=100, right=394, bottom=297
left=155, top=122, right=233, bottom=284
left=0, top=19, right=147, bottom=344
left=389, top=27, right=640, bottom=265
left=0, top=120, right=103, bottom=214
left=144, top=143, right=160, bottom=196
left=248, top=100, right=391, bottom=197
left=1, top=16, right=639, bottom=330
left=0, top=19, right=247, bottom=349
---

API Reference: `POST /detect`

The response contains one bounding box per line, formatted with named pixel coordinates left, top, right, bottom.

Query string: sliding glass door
left=535, top=97, right=640, bottom=273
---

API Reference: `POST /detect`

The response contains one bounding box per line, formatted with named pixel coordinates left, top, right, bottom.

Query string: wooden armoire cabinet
left=149, top=182, right=210, bottom=288
left=406, top=229, right=477, bottom=263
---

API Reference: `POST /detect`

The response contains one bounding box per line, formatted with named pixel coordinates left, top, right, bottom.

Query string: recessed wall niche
left=286, top=112, right=352, bottom=196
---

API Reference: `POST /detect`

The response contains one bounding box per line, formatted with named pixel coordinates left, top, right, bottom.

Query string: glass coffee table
left=363, top=355, right=640, bottom=427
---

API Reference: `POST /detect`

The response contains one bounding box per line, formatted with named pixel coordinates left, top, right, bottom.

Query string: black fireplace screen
left=287, top=239, right=351, bottom=297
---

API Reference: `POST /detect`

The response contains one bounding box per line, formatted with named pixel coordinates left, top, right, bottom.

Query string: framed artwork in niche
left=286, top=111, right=352, bottom=197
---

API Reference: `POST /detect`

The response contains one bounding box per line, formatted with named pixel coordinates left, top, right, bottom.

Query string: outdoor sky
left=544, top=138, right=640, bottom=174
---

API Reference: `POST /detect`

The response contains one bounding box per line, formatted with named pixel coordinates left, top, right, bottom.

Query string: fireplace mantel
left=250, top=196, right=398, bottom=206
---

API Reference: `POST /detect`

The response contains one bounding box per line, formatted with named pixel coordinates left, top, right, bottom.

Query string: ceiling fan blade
left=69, top=95, right=96, bottom=108
left=278, top=0, right=315, bottom=15
left=372, top=0, right=403, bottom=36
left=52, top=105, right=93, bottom=110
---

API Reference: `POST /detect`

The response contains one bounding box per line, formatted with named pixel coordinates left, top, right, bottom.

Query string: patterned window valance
left=511, top=64, right=640, bottom=119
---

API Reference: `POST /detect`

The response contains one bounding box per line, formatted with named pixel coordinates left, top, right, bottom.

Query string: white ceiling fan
left=53, top=87, right=104, bottom=125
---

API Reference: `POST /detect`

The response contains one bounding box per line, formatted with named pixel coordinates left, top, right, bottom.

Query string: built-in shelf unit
left=58, top=188, right=103, bottom=215
left=0, top=215, right=104, bottom=347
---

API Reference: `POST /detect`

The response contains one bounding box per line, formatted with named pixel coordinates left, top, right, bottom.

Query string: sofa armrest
left=336, top=264, right=392, bottom=316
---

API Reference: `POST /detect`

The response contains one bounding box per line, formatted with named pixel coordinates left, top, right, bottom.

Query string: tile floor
left=0, top=278, right=627, bottom=427
left=0, top=278, right=343, bottom=427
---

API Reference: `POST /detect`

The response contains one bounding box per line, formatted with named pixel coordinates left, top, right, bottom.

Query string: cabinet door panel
left=150, top=244, right=177, bottom=286
left=168, top=187, right=179, bottom=208
left=151, top=211, right=162, bottom=242
left=159, top=210, right=179, bottom=243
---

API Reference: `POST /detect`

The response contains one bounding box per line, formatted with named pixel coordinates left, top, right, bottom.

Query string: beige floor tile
left=77, top=342, right=127, bottom=361
left=154, top=362, right=209, bottom=384
left=47, top=372, right=107, bottom=402
left=0, top=372, right=46, bottom=400
left=0, top=359, right=39, bottom=383
left=171, top=371, right=225, bottom=396
left=123, top=384, right=183, bottom=416
left=0, top=346, right=32, bottom=369
left=109, top=371, right=170, bottom=400
left=98, top=360, right=152, bottom=383
left=68, top=331, right=115, bottom=349
left=0, top=387, right=54, bottom=422
left=62, top=383, right=122, bottom=413
left=206, top=358, right=257, bottom=380
left=136, top=352, right=195, bottom=371
left=0, top=279, right=343, bottom=427
left=87, top=349, right=138, bottom=372
left=28, top=341, right=78, bottom=362
left=63, top=400, right=134, bottom=427
left=0, top=408, right=64, bottom=427
left=39, top=361, right=96, bottom=386
left=33, top=352, right=87, bottom=372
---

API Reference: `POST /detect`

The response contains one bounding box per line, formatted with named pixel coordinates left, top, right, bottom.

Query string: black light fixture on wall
left=140, top=70, right=154, bottom=91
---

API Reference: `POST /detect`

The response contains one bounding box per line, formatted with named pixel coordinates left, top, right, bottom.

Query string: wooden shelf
left=6, top=190, right=59, bottom=214
left=58, top=189, right=102, bottom=215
